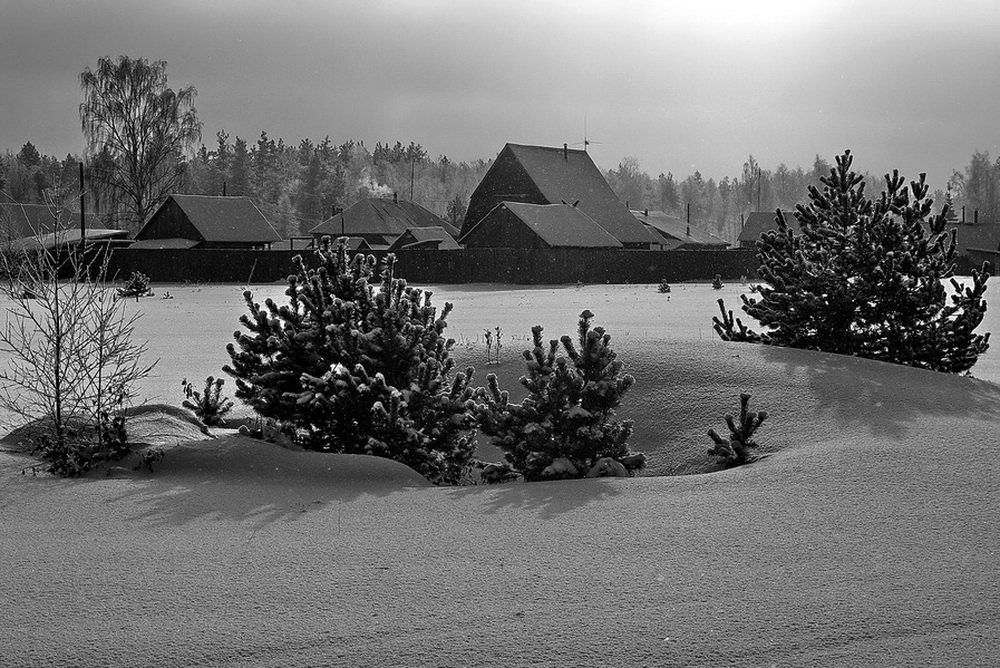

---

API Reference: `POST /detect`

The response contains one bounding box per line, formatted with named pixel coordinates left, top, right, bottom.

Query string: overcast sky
left=2, top=0, right=999, bottom=189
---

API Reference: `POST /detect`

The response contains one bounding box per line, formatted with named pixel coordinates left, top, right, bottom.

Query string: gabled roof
left=739, top=211, right=800, bottom=243
left=388, top=226, right=461, bottom=251
left=147, top=195, right=281, bottom=244
left=310, top=198, right=459, bottom=238
left=470, top=144, right=657, bottom=246
left=0, top=203, right=98, bottom=239
left=631, top=210, right=729, bottom=248
left=466, top=202, right=623, bottom=248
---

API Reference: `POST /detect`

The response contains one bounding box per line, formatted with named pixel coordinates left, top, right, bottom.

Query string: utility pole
left=79, top=162, right=86, bottom=249
left=410, top=159, right=415, bottom=201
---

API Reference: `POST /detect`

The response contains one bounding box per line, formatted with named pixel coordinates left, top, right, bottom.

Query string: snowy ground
left=1, top=279, right=999, bottom=665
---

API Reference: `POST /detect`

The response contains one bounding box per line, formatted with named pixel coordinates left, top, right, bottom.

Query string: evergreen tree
left=477, top=310, right=640, bottom=481
left=224, top=237, right=477, bottom=484
left=714, top=150, right=990, bottom=374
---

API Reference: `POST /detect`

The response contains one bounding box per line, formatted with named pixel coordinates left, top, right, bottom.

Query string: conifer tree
left=714, top=150, right=990, bottom=374
left=478, top=310, right=640, bottom=481
left=224, top=237, right=477, bottom=483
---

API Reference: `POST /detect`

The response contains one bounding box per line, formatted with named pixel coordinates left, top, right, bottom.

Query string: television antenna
left=571, top=114, right=602, bottom=153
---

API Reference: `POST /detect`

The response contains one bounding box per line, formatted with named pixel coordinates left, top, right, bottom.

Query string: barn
left=461, top=202, right=623, bottom=249
left=133, top=195, right=281, bottom=250
left=460, top=143, right=658, bottom=249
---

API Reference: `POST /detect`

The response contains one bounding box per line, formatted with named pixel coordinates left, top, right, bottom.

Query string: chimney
left=643, top=209, right=648, bottom=217
left=686, top=224, right=690, bottom=236
left=393, top=192, right=398, bottom=204
left=975, top=209, right=979, bottom=224
left=563, top=143, right=568, bottom=160
left=962, top=206, right=966, bottom=224
left=222, top=181, right=227, bottom=196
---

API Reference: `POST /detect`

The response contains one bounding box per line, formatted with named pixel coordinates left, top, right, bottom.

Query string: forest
left=3, top=134, right=999, bottom=244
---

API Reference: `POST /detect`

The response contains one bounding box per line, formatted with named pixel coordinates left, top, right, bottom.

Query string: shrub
left=714, top=150, right=990, bottom=374
left=181, top=376, right=234, bottom=426
left=657, top=279, right=671, bottom=294
left=707, top=393, right=767, bottom=467
left=224, top=236, right=478, bottom=484
left=712, top=274, right=723, bottom=290
left=478, top=310, right=642, bottom=481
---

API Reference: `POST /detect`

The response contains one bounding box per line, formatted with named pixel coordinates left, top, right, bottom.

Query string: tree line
left=2, top=56, right=998, bottom=242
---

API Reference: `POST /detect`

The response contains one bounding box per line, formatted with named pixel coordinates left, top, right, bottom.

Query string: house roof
left=466, top=202, right=623, bottom=248
left=497, top=144, right=657, bottom=245
left=0, top=203, right=98, bottom=239
left=739, top=211, right=800, bottom=243
left=146, top=195, right=282, bottom=244
left=11, top=228, right=130, bottom=252
left=310, top=198, right=459, bottom=239
left=630, top=210, right=729, bottom=248
left=388, top=226, right=461, bottom=251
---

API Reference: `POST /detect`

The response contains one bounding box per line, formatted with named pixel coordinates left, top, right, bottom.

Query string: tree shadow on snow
left=445, top=477, right=623, bottom=520
left=97, top=443, right=425, bottom=530
left=755, top=343, right=1000, bottom=440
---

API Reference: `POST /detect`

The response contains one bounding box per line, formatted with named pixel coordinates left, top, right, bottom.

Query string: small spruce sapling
left=707, top=393, right=767, bottom=467
left=181, top=376, right=234, bottom=426
left=478, top=310, right=642, bottom=481
left=657, top=279, right=671, bottom=294
left=712, top=274, right=724, bottom=290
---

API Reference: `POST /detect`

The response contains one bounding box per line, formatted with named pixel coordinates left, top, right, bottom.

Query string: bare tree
left=80, top=56, right=201, bottom=232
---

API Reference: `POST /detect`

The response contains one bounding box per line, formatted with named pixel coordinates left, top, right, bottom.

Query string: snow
left=1, top=279, right=1000, bottom=666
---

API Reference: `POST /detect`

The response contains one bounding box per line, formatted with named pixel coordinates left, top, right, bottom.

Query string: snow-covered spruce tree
left=223, top=236, right=477, bottom=484
left=714, top=150, right=990, bottom=374
left=478, top=310, right=641, bottom=482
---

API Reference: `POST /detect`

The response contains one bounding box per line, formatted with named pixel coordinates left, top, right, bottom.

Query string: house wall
left=461, top=149, right=546, bottom=237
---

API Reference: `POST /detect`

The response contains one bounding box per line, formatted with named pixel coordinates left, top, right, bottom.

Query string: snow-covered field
left=2, top=278, right=1000, bottom=666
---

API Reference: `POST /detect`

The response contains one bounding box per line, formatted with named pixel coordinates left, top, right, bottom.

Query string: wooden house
left=460, top=143, right=658, bottom=249
left=631, top=210, right=729, bottom=250
left=133, top=195, right=281, bottom=250
left=461, top=202, right=623, bottom=249
left=310, top=196, right=459, bottom=249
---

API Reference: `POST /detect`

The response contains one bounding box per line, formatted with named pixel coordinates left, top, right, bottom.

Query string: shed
left=460, top=143, right=657, bottom=249
left=631, top=210, right=729, bottom=250
left=461, top=202, right=623, bottom=249
left=0, top=203, right=99, bottom=242
left=135, top=195, right=281, bottom=249
left=310, top=197, right=458, bottom=249
left=11, top=228, right=131, bottom=253
left=387, top=226, right=461, bottom=251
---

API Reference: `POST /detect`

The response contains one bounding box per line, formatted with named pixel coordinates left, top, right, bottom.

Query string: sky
left=2, top=0, right=1000, bottom=189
